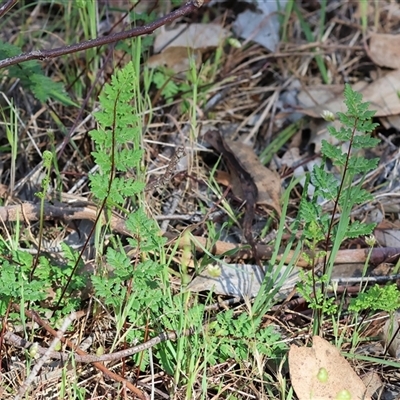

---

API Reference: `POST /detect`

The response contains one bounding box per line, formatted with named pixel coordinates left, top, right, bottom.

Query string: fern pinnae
left=57, top=62, right=144, bottom=308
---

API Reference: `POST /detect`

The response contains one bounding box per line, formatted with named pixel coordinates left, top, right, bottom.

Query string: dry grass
left=1, top=0, right=400, bottom=399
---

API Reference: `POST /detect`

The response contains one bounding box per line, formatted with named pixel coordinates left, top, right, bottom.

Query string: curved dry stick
left=0, top=201, right=132, bottom=235
left=1, top=201, right=400, bottom=267
left=14, top=311, right=85, bottom=400
left=0, top=0, right=18, bottom=18
left=0, top=0, right=210, bottom=70
left=6, top=299, right=234, bottom=366
left=10, top=305, right=147, bottom=400
left=4, top=328, right=190, bottom=364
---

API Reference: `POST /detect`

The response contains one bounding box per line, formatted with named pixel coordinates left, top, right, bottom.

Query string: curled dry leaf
left=204, top=130, right=258, bottom=247
left=289, top=336, right=370, bottom=400
left=369, top=33, right=400, bottom=69
left=225, top=139, right=281, bottom=215
left=300, top=70, right=400, bottom=118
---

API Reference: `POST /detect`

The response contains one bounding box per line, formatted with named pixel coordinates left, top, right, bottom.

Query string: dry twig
left=0, top=0, right=210, bottom=70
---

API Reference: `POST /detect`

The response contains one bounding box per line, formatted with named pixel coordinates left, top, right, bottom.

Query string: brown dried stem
left=1, top=201, right=399, bottom=267
left=0, top=0, right=18, bottom=18
left=10, top=305, right=147, bottom=400
left=0, top=0, right=210, bottom=70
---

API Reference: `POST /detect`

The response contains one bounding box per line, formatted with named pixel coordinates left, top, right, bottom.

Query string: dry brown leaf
left=289, top=336, right=370, bottom=400
left=370, top=33, right=400, bottom=69
left=153, top=23, right=229, bottom=53
left=146, top=46, right=202, bottom=74
left=362, top=371, right=383, bottom=398
left=297, top=85, right=345, bottom=109
left=300, top=70, right=400, bottom=118
left=215, top=170, right=231, bottom=186
left=225, top=140, right=281, bottom=215
left=204, top=130, right=258, bottom=247
left=374, top=229, right=400, bottom=247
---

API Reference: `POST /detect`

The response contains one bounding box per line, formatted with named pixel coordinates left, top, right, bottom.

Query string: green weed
left=297, top=84, right=380, bottom=333
left=0, top=40, right=76, bottom=106
left=0, top=3, right=392, bottom=393
left=349, top=284, right=400, bottom=314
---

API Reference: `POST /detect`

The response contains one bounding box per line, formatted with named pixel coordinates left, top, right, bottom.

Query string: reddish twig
left=0, top=0, right=209, bottom=70
left=1, top=201, right=400, bottom=266
left=0, top=0, right=18, bottom=19
left=14, top=310, right=84, bottom=400
left=11, top=305, right=147, bottom=400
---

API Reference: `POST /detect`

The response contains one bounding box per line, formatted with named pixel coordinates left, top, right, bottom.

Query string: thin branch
left=5, top=298, right=235, bottom=367
left=1, top=201, right=400, bottom=266
left=4, top=328, right=193, bottom=364
left=14, top=311, right=83, bottom=400
left=0, top=0, right=209, bottom=70
left=0, top=0, right=18, bottom=19
left=10, top=305, right=147, bottom=400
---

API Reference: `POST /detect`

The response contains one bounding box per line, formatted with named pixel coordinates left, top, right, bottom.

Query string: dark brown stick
left=1, top=201, right=399, bottom=267
left=0, top=0, right=18, bottom=18
left=0, top=0, right=209, bottom=70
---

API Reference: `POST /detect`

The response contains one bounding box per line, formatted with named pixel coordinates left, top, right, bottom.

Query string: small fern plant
left=88, top=61, right=171, bottom=369
left=297, top=84, right=380, bottom=327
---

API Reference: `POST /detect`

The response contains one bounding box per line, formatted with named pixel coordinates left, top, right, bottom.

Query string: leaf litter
left=299, top=69, right=400, bottom=118
left=2, top=0, right=400, bottom=399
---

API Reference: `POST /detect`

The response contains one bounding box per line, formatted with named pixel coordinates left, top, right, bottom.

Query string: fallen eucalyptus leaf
left=300, top=70, right=400, bottom=118
left=225, top=139, right=281, bottom=215
left=369, top=33, right=400, bottom=69
left=187, top=262, right=299, bottom=301
left=289, top=336, right=370, bottom=400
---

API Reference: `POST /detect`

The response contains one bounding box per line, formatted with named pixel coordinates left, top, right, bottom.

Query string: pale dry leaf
left=353, top=1, right=375, bottom=20
left=379, top=114, right=400, bottom=130
left=308, top=119, right=342, bottom=153
left=362, top=371, right=383, bottom=398
left=300, top=70, right=400, bottom=118
left=276, top=147, right=320, bottom=198
left=297, top=85, right=345, bottom=109
left=153, top=23, right=229, bottom=53
left=147, top=46, right=202, bottom=74
left=289, top=336, right=370, bottom=400
left=225, top=140, right=281, bottom=215
left=374, top=229, right=400, bottom=248
left=370, top=33, right=400, bottom=69
left=187, top=262, right=300, bottom=301
left=232, top=0, right=288, bottom=52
